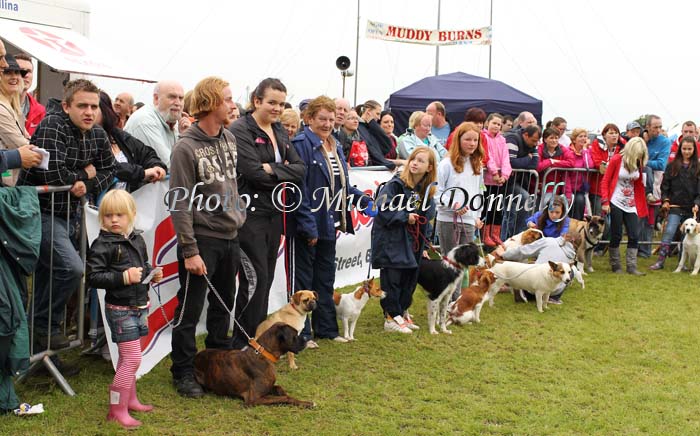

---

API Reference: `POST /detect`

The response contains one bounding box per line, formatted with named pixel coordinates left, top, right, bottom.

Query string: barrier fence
left=16, top=186, right=87, bottom=396
left=6, top=166, right=669, bottom=394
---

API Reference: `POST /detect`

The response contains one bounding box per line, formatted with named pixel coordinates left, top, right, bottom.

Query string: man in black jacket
left=502, top=125, right=540, bottom=240
left=19, top=79, right=115, bottom=349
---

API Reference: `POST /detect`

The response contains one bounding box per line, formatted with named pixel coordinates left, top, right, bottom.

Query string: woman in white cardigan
left=435, top=121, right=485, bottom=254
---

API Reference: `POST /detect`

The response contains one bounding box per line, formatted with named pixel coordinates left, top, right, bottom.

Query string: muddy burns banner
left=366, top=19, right=492, bottom=46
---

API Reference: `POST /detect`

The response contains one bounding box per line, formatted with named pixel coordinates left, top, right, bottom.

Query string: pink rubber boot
left=128, top=380, right=154, bottom=413
left=107, top=385, right=141, bottom=429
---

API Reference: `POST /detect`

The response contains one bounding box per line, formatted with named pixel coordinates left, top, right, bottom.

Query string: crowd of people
left=0, top=35, right=697, bottom=428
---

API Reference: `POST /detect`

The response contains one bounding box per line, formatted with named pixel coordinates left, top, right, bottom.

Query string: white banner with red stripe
left=85, top=169, right=393, bottom=376
left=366, top=20, right=492, bottom=46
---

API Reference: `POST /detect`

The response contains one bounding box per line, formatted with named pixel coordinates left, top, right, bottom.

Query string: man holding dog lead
left=167, top=77, right=245, bottom=398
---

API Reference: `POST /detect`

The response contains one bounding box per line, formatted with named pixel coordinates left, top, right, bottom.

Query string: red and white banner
left=366, top=20, right=492, bottom=46
left=85, top=169, right=394, bottom=376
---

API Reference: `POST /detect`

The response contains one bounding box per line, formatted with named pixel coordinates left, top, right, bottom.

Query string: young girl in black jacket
left=371, top=148, right=436, bottom=334
left=87, top=190, right=162, bottom=429
left=650, top=136, right=700, bottom=270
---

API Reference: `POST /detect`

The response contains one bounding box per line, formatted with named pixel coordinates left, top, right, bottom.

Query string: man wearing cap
left=623, top=121, right=642, bottom=141
left=638, top=115, right=671, bottom=258
left=13, top=52, right=45, bottom=137
left=124, top=80, right=188, bottom=167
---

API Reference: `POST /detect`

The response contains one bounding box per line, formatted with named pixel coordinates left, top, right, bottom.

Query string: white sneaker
left=332, top=336, right=349, bottom=343
left=403, top=312, right=420, bottom=330
left=384, top=316, right=412, bottom=334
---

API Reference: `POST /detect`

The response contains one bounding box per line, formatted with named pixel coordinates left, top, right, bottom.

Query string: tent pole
left=435, top=0, right=441, bottom=76
left=353, top=0, right=360, bottom=106
left=488, top=0, right=493, bottom=78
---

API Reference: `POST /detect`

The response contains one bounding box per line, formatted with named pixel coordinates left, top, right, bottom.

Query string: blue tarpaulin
left=386, top=71, right=543, bottom=134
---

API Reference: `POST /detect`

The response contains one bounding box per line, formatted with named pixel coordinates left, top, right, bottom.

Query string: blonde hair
left=400, top=148, right=437, bottom=200
left=408, top=111, right=425, bottom=130
left=99, top=190, right=137, bottom=234
left=191, top=76, right=229, bottom=120
left=280, top=108, right=300, bottom=128
left=569, top=128, right=588, bottom=143
left=621, top=137, right=648, bottom=172
left=449, top=122, right=484, bottom=175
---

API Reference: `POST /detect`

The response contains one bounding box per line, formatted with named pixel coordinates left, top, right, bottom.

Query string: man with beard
left=125, top=80, right=189, bottom=167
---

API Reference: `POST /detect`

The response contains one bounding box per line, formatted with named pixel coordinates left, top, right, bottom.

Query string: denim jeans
left=501, top=184, right=531, bottom=240
left=661, top=212, right=688, bottom=244
left=32, top=214, right=83, bottom=337
left=105, top=307, right=148, bottom=343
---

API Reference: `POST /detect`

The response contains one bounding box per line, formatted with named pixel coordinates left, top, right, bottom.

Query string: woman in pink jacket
left=537, top=127, right=574, bottom=208
left=565, top=128, right=594, bottom=219
left=481, top=113, right=511, bottom=247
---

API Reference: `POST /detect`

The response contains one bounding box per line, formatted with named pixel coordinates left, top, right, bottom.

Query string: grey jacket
left=167, top=123, right=246, bottom=258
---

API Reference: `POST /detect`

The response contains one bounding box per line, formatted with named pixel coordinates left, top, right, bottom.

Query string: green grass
left=7, top=254, right=700, bottom=436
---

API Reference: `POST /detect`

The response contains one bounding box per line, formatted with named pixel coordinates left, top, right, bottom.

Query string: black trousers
left=170, top=236, right=239, bottom=379
left=380, top=251, right=421, bottom=318
left=293, top=237, right=339, bottom=340
left=609, top=203, right=640, bottom=249
left=231, top=214, right=283, bottom=349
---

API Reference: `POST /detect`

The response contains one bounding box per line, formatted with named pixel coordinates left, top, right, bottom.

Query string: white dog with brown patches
left=334, top=278, right=385, bottom=341
left=675, top=218, right=700, bottom=275
left=487, top=261, right=573, bottom=312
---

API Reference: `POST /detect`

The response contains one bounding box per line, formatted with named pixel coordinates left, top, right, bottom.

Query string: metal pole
left=435, top=0, right=441, bottom=76
left=342, top=74, right=346, bottom=99
left=488, top=0, right=493, bottom=78
left=353, top=0, right=360, bottom=106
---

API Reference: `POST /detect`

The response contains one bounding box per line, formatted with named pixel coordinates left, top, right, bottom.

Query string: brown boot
left=491, top=225, right=505, bottom=246
left=482, top=225, right=498, bottom=247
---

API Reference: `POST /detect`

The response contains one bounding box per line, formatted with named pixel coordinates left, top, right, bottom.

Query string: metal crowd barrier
left=482, top=169, right=540, bottom=240
left=15, top=185, right=88, bottom=396
left=539, top=167, right=664, bottom=248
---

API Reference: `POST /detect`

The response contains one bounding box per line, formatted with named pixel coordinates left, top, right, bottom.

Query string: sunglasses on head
left=2, top=69, right=28, bottom=78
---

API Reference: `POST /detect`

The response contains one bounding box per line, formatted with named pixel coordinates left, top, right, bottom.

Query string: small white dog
left=333, top=278, right=385, bottom=341
left=674, top=218, right=700, bottom=275
left=487, top=261, right=573, bottom=313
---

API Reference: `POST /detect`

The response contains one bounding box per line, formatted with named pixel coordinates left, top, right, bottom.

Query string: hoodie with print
left=168, top=123, right=246, bottom=258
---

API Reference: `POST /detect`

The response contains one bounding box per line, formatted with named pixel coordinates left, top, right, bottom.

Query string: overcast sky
left=90, top=0, right=695, bottom=133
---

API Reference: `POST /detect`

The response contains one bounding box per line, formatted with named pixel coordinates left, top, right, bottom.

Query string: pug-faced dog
left=569, top=215, right=606, bottom=273
left=255, top=290, right=318, bottom=370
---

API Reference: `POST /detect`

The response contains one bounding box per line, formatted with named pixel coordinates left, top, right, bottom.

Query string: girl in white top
left=436, top=122, right=485, bottom=254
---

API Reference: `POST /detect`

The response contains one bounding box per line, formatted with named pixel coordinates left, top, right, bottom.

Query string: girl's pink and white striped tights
left=112, top=340, right=142, bottom=389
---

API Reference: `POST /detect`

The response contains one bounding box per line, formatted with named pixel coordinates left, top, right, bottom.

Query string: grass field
left=7, top=254, right=700, bottom=436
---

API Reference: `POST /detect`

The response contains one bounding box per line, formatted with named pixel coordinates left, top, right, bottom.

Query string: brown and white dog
left=447, top=268, right=496, bottom=325
left=487, top=261, right=573, bottom=312
left=333, top=278, right=385, bottom=341
left=502, top=228, right=544, bottom=251
left=255, top=290, right=318, bottom=370
left=674, top=218, right=700, bottom=275
left=569, top=216, right=606, bottom=273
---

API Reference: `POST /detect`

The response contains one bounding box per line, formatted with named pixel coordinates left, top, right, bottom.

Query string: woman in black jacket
left=650, top=136, right=700, bottom=270
left=356, top=100, right=396, bottom=170
left=97, top=91, right=166, bottom=192
left=228, top=78, right=305, bottom=349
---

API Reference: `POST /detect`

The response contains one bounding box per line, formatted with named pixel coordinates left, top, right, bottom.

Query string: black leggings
left=609, top=203, right=639, bottom=249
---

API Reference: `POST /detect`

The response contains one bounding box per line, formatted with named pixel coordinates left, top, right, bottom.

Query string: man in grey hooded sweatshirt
left=167, top=77, right=246, bottom=398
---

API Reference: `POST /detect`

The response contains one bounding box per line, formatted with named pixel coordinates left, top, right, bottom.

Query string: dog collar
left=578, top=226, right=597, bottom=247
left=442, top=256, right=462, bottom=270
left=247, top=338, right=279, bottom=363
